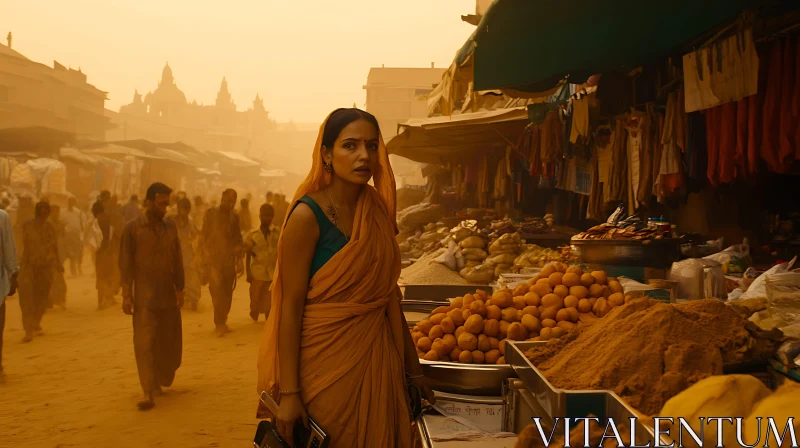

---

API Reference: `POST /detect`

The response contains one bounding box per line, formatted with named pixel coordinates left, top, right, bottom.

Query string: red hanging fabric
left=705, top=107, right=720, bottom=186
left=736, top=97, right=749, bottom=178
left=718, top=101, right=737, bottom=184
left=761, top=39, right=783, bottom=172
left=778, top=37, right=797, bottom=167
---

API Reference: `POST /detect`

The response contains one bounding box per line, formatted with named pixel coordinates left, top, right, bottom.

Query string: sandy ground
left=0, top=267, right=264, bottom=447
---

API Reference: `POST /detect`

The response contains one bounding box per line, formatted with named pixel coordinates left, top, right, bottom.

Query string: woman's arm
left=275, top=203, right=318, bottom=444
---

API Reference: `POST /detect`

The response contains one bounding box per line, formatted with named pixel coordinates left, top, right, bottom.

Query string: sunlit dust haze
left=3, top=0, right=475, bottom=122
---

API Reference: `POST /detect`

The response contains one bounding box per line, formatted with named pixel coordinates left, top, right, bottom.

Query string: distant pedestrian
left=168, top=198, right=201, bottom=311
left=244, top=203, right=279, bottom=322
left=239, top=198, right=253, bottom=234
left=120, top=194, right=143, bottom=224
left=199, top=189, right=243, bottom=337
left=48, top=205, right=67, bottom=310
left=119, top=182, right=184, bottom=411
left=18, top=201, right=61, bottom=342
left=61, top=197, right=86, bottom=277
left=0, top=208, right=20, bottom=380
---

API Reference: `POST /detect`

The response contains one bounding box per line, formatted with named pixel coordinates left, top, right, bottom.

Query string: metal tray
left=570, top=238, right=682, bottom=268
left=421, top=360, right=517, bottom=396
left=402, top=284, right=489, bottom=302
left=506, top=341, right=669, bottom=445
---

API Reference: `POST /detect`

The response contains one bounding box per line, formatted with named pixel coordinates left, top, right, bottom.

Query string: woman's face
left=324, top=119, right=380, bottom=185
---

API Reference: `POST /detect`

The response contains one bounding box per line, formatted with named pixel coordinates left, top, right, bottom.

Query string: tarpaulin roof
left=59, top=147, right=119, bottom=166
left=472, top=0, right=758, bottom=91
left=217, top=151, right=260, bottom=167
left=386, top=107, right=528, bottom=164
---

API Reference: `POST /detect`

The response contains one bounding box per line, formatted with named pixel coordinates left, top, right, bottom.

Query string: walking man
left=244, top=204, right=279, bottom=322
left=61, top=197, right=86, bottom=277
left=18, top=202, right=61, bottom=342
left=0, top=207, right=19, bottom=380
left=199, top=189, right=243, bottom=337
left=119, top=182, right=184, bottom=411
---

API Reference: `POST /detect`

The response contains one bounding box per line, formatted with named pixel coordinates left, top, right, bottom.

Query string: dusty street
left=1, top=270, right=263, bottom=447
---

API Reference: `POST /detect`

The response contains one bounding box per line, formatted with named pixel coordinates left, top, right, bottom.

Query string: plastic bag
left=459, top=264, right=493, bottom=284
left=434, top=241, right=462, bottom=272
left=459, top=236, right=486, bottom=249
left=461, top=248, right=487, bottom=262
left=766, top=272, right=800, bottom=338
left=704, top=244, right=751, bottom=275
left=669, top=258, right=726, bottom=300
left=451, top=227, right=473, bottom=243
left=419, top=230, right=441, bottom=244
left=737, top=257, right=796, bottom=301
left=488, top=253, right=517, bottom=266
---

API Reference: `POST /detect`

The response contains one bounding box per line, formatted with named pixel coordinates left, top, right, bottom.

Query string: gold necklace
left=325, top=188, right=350, bottom=241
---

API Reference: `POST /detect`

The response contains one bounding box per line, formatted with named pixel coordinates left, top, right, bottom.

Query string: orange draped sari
left=256, top=111, right=412, bottom=447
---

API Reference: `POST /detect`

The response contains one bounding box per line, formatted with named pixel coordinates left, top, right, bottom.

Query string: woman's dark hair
left=321, top=108, right=380, bottom=149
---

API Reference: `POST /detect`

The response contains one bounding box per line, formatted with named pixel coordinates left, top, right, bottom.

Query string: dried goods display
left=412, top=262, right=624, bottom=365
left=572, top=222, right=664, bottom=241
left=524, top=299, right=782, bottom=415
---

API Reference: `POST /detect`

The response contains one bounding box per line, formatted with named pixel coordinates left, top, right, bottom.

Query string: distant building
left=364, top=65, right=445, bottom=187
left=364, top=66, right=445, bottom=140
left=110, top=63, right=275, bottom=159
left=0, top=33, right=108, bottom=140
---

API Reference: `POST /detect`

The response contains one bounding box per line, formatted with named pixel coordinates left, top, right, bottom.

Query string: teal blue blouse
left=290, top=196, right=348, bottom=279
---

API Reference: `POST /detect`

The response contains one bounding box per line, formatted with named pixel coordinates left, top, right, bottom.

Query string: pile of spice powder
left=524, top=299, right=769, bottom=415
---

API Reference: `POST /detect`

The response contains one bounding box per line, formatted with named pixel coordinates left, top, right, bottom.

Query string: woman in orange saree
left=256, top=108, right=427, bottom=447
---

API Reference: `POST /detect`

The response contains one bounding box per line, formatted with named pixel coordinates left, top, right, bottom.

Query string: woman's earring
left=323, top=161, right=333, bottom=174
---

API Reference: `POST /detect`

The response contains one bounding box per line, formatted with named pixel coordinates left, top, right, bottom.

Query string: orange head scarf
left=283, top=108, right=397, bottom=227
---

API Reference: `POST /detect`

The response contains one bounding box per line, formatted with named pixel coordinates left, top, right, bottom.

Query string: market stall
left=409, top=259, right=797, bottom=447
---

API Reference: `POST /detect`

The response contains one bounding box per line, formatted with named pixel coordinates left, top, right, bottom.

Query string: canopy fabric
left=83, top=144, right=154, bottom=159
left=216, top=150, right=260, bottom=167
left=386, top=107, right=528, bottom=164
left=472, top=0, right=756, bottom=91
left=59, top=147, right=116, bottom=166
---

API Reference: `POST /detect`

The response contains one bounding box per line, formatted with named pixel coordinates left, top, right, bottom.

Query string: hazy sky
left=4, top=0, right=475, bottom=122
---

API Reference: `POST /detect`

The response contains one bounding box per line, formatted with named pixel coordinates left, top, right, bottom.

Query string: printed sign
left=435, top=400, right=504, bottom=433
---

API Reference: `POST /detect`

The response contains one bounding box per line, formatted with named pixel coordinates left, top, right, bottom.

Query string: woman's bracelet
left=279, top=387, right=301, bottom=396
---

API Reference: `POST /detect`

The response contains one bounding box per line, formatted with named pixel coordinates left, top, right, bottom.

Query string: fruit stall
left=408, top=259, right=799, bottom=447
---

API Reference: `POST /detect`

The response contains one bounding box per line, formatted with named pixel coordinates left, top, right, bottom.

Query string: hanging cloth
left=684, top=28, right=759, bottom=112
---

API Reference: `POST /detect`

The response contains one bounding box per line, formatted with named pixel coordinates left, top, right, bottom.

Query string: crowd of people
left=3, top=107, right=433, bottom=448
left=0, top=186, right=286, bottom=394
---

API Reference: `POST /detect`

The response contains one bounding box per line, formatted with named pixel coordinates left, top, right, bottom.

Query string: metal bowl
left=420, top=360, right=517, bottom=396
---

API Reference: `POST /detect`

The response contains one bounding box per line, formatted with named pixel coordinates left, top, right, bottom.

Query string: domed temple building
left=109, top=63, right=275, bottom=159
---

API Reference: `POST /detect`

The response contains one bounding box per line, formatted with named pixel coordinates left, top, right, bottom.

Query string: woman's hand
left=410, top=375, right=435, bottom=405
left=275, top=394, right=308, bottom=447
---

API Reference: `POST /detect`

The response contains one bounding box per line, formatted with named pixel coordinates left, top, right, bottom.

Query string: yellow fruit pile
left=413, top=262, right=626, bottom=365
left=659, top=375, right=800, bottom=448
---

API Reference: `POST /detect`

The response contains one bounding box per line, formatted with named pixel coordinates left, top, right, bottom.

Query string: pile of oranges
left=413, top=262, right=628, bottom=365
